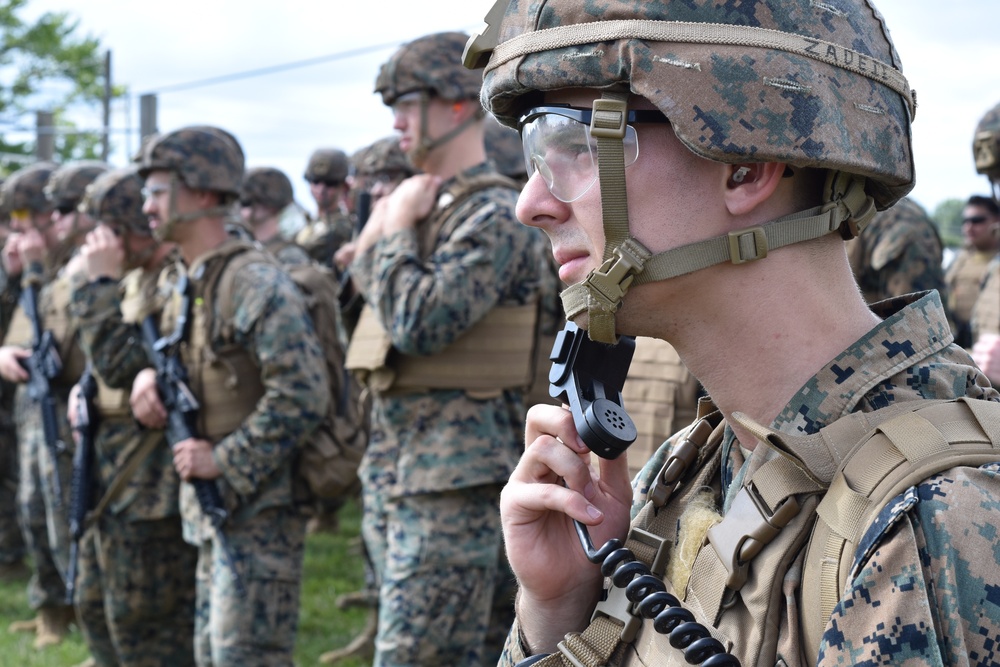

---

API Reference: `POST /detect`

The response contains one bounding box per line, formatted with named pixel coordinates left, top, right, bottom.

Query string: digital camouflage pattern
left=0, top=162, right=58, bottom=213
left=242, top=167, right=294, bottom=210
left=137, top=126, right=244, bottom=198
left=498, top=292, right=1000, bottom=667
left=304, top=148, right=349, bottom=184
left=0, top=389, right=25, bottom=569
left=479, top=0, right=916, bottom=210
left=846, top=196, right=945, bottom=303
left=351, top=137, right=414, bottom=181
left=484, top=115, right=527, bottom=184
left=44, top=161, right=110, bottom=211
left=375, top=32, right=483, bottom=106
left=973, top=100, right=1000, bottom=184
left=294, top=210, right=354, bottom=267
left=350, top=161, right=542, bottom=666
left=194, top=507, right=306, bottom=667
left=81, top=167, right=150, bottom=236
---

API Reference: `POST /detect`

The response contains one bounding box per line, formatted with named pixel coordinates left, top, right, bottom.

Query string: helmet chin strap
left=408, top=91, right=481, bottom=166
left=559, top=93, right=876, bottom=345
left=153, top=173, right=233, bottom=242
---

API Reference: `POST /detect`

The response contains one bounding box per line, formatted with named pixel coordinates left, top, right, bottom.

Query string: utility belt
left=345, top=302, right=538, bottom=396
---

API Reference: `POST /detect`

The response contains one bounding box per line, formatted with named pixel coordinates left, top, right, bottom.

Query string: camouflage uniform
left=136, top=125, right=329, bottom=667
left=296, top=148, right=353, bottom=267
left=0, top=252, right=26, bottom=576
left=972, top=255, right=1000, bottom=341
left=945, top=246, right=995, bottom=346
left=69, top=168, right=198, bottom=666
left=847, top=196, right=946, bottom=304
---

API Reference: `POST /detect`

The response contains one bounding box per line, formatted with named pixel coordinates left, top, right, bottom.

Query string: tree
left=932, top=198, right=964, bottom=248
left=0, top=0, right=123, bottom=171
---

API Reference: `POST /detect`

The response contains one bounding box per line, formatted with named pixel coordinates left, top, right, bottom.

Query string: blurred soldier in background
left=68, top=167, right=197, bottom=666
left=131, top=125, right=328, bottom=667
left=296, top=148, right=353, bottom=267
left=345, top=31, right=542, bottom=666
left=946, top=195, right=1000, bottom=348
left=846, top=195, right=946, bottom=304
left=971, top=101, right=1000, bottom=384
left=240, top=166, right=313, bottom=266
left=0, top=160, right=107, bottom=649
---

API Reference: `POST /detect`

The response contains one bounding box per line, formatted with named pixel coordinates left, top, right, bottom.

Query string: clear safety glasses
left=517, top=105, right=670, bottom=203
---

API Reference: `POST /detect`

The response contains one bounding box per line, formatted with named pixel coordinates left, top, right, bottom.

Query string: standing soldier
left=971, top=101, right=1000, bottom=384
left=465, top=1, right=1000, bottom=667
left=130, top=125, right=329, bottom=667
left=344, top=31, right=542, bottom=666
left=0, top=160, right=107, bottom=648
left=846, top=195, right=946, bottom=303
left=946, top=195, right=1000, bottom=348
left=67, top=167, right=198, bottom=666
left=239, top=166, right=313, bottom=267
left=296, top=148, right=353, bottom=267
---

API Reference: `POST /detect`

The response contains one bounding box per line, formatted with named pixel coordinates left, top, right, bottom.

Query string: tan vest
left=345, top=172, right=538, bottom=395
left=4, top=272, right=87, bottom=387
left=159, top=240, right=265, bottom=443
left=946, top=249, right=993, bottom=325
left=972, top=259, right=1000, bottom=340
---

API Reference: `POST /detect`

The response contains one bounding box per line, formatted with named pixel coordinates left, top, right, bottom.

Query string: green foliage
left=932, top=198, right=965, bottom=248
left=0, top=0, right=126, bottom=170
left=0, top=499, right=371, bottom=666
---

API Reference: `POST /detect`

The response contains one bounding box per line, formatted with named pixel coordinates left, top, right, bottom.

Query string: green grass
left=0, top=499, right=372, bottom=667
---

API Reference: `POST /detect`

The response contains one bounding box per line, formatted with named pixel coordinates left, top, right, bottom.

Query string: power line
left=138, top=39, right=407, bottom=96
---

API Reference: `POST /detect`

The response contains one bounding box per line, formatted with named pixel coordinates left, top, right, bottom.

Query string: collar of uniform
left=772, top=290, right=954, bottom=436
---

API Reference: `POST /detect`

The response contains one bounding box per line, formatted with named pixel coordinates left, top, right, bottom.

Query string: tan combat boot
left=33, top=605, right=75, bottom=649
left=319, top=610, right=377, bottom=664
left=71, top=658, right=97, bottom=667
left=7, top=615, right=39, bottom=634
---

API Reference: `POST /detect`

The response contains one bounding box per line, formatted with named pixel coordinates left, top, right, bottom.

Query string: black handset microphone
left=548, top=320, right=638, bottom=458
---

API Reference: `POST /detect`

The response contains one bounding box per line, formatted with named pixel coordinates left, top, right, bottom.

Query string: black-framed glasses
left=517, top=105, right=670, bottom=202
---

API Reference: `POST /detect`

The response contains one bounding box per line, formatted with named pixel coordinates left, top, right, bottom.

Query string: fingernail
left=584, top=483, right=595, bottom=500
left=575, top=437, right=588, bottom=451
left=586, top=505, right=602, bottom=520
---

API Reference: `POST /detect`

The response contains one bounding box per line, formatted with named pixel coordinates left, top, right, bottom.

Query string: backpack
left=216, top=244, right=370, bottom=501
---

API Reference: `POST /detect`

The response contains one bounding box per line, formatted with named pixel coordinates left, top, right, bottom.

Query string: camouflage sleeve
left=497, top=617, right=530, bottom=667
left=0, top=267, right=20, bottom=337
left=350, top=189, right=523, bottom=355
left=817, top=462, right=1000, bottom=665
left=69, top=279, right=149, bottom=389
left=212, top=262, right=330, bottom=497
left=870, top=220, right=945, bottom=299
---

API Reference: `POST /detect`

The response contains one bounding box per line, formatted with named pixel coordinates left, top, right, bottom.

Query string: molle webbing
left=345, top=302, right=538, bottom=393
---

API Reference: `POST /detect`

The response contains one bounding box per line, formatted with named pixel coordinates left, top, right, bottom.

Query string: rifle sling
left=85, top=429, right=163, bottom=529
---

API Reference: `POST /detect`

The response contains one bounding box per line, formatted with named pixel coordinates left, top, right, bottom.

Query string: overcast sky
left=20, top=0, right=1000, bottom=216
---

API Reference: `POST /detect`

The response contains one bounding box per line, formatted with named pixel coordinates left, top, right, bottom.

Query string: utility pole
left=139, top=94, right=158, bottom=145
left=35, top=111, right=54, bottom=161
left=102, top=50, right=111, bottom=162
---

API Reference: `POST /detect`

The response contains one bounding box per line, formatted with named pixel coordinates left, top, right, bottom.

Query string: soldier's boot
left=71, top=658, right=97, bottom=667
left=319, top=610, right=377, bottom=665
left=32, top=605, right=75, bottom=649
left=7, top=616, right=39, bottom=634
left=0, top=560, right=30, bottom=582
left=306, top=511, right=340, bottom=535
left=335, top=588, right=378, bottom=610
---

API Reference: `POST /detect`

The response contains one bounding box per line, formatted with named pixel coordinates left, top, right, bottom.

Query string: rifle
left=139, top=273, right=245, bottom=596
left=17, top=277, right=66, bottom=508
left=65, top=364, right=98, bottom=604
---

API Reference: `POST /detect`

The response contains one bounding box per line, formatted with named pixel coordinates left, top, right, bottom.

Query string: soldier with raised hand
left=971, top=101, right=1000, bottom=384
left=295, top=147, right=353, bottom=267
left=465, top=1, right=1000, bottom=665
left=0, top=160, right=107, bottom=649
left=67, top=166, right=197, bottom=666
left=344, top=31, right=542, bottom=667
left=129, top=126, right=329, bottom=667
left=239, top=166, right=312, bottom=267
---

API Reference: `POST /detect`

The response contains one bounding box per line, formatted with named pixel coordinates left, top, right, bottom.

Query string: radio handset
left=547, top=321, right=637, bottom=458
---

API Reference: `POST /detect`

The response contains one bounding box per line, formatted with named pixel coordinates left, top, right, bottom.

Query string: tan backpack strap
left=801, top=397, right=1000, bottom=656
left=86, top=429, right=163, bottom=527
left=524, top=615, right=626, bottom=667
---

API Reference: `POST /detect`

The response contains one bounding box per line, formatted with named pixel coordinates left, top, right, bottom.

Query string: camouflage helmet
left=80, top=167, right=150, bottom=236
left=136, top=125, right=244, bottom=199
left=466, top=0, right=917, bottom=342
left=0, top=162, right=59, bottom=213
left=45, top=160, right=110, bottom=211
left=469, top=0, right=915, bottom=210
left=351, top=137, right=414, bottom=179
left=304, top=148, right=349, bottom=183
left=242, top=167, right=294, bottom=210
left=973, top=101, right=1000, bottom=185
left=484, top=115, right=526, bottom=182
left=375, top=32, right=482, bottom=106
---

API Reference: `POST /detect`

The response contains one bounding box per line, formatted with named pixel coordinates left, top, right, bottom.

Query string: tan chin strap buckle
left=823, top=171, right=876, bottom=240
left=560, top=238, right=652, bottom=344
